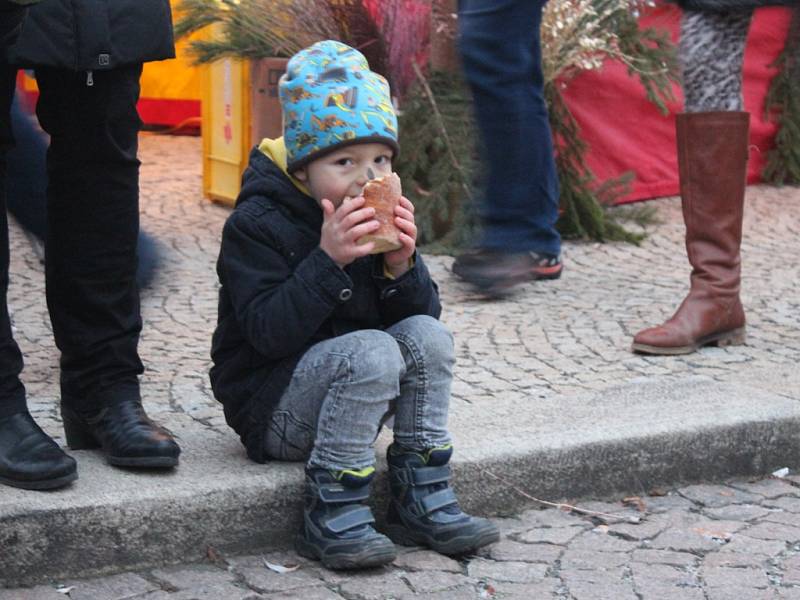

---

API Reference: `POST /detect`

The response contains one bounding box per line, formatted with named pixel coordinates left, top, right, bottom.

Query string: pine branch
left=763, top=10, right=800, bottom=186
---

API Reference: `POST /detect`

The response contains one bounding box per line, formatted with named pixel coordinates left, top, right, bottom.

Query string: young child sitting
left=210, top=40, right=499, bottom=570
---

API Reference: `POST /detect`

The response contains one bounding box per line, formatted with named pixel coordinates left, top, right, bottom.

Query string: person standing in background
left=631, top=2, right=796, bottom=355
left=0, top=0, right=180, bottom=491
left=451, top=0, right=563, bottom=297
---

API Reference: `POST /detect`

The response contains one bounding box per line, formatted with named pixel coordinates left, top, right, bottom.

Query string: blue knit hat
left=279, top=40, right=399, bottom=173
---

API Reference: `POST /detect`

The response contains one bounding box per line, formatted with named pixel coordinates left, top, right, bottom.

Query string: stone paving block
left=396, top=587, right=480, bottom=600
left=630, top=549, right=699, bottom=568
left=0, top=585, right=67, bottom=599
left=635, top=582, right=706, bottom=600
left=648, top=519, right=744, bottom=554
left=400, top=571, right=474, bottom=594
left=631, top=562, right=699, bottom=587
left=481, top=538, right=563, bottom=563
left=516, top=507, right=591, bottom=528
left=648, top=529, right=725, bottom=554
left=560, top=548, right=630, bottom=572
left=466, top=559, right=548, bottom=584
left=728, top=479, right=800, bottom=499
left=702, top=566, right=771, bottom=590
left=678, top=484, right=763, bottom=507
left=703, top=504, right=774, bottom=522
left=166, top=583, right=265, bottom=600
left=515, top=526, right=582, bottom=545
left=488, top=515, right=527, bottom=536
left=762, top=511, right=800, bottom=527
left=777, top=586, right=800, bottom=599
left=640, top=494, right=697, bottom=514
left=482, top=579, right=560, bottom=599
left=607, top=515, right=671, bottom=540
left=564, top=580, right=639, bottom=600
left=705, top=586, right=779, bottom=600
left=233, top=565, right=325, bottom=595
left=63, top=572, right=158, bottom=600
left=744, top=522, right=800, bottom=544
left=779, top=556, right=800, bottom=587
left=131, top=592, right=172, bottom=600
left=567, top=530, right=640, bottom=553
left=765, top=498, right=800, bottom=513
left=566, top=501, right=640, bottom=525
left=715, top=535, right=787, bottom=559
left=150, top=564, right=236, bottom=589
left=335, top=571, right=411, bottom=600
left=703, top=551, right=770, bottom=569
left=390, top=550, right=462, bottom=573
left=261, top=588, right=340, bottom=600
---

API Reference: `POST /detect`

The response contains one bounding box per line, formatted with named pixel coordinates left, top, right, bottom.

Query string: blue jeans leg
left=457, top=0, right=561, bottom=256
left=264, top=316, right=455, bottom=470
left=265, top=329, right=406, bottom=471
left=386, top=315, right=453, bottom=452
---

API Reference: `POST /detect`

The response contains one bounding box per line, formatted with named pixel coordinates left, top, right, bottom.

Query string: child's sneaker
left=384, top=444, right=500, bottom=555
left=296, top=467, right=396, bottom=570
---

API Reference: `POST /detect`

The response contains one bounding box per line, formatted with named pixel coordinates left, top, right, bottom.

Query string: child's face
left=294, top=143, right=394, bottom=208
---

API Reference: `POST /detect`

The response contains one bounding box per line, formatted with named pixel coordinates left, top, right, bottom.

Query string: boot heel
left=717, top=327, right=746, bottom=348
left=62, top=415, right=100, bottom=450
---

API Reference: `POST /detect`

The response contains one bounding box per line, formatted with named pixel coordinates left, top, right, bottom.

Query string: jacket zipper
left=86, top=70, right=94, bottom=86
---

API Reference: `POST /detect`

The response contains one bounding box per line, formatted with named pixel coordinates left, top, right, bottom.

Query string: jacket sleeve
left=219, top=207, right=355, bottom=360
left=373, top=253, right=442, bottom=326
left=0, top=1, right=26, bottom=51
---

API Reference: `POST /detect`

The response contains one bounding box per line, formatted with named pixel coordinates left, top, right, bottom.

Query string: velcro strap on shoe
left=315, top=481, right=370, bottom=504
left=414, top=488, right=458, bottom=516
left=390, top=465, right=451, bottom=487
left=323, top=505, right=376, bottom=534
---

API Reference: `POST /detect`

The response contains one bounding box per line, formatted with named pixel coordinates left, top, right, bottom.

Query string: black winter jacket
left=0, top=2, right=27, bottom=52
left=6, top=0, right=174, bottom=71
left=210, top=148, right=442, bottom=463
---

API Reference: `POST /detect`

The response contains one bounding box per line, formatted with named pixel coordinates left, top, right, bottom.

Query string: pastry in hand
left=358, top=172, right=403, bottom=254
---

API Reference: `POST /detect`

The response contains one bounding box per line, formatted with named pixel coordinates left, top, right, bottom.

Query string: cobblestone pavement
left=7, top=135, right=800, bottom=445
left=5, top=476, right=800, bottom=599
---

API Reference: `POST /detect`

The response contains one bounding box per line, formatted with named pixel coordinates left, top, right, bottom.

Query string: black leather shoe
left=0, top=412, right=77, bottom=490
left=61, top=401, right=180, bottom=468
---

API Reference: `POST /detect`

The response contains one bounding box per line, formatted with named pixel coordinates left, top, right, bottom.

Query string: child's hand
left=383, top=196, right=417, bottom=278
left=319, top=196, right=380, bottom=268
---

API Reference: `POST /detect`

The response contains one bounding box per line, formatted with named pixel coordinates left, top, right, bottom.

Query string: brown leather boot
left=632, top=111, right=749, bottom=355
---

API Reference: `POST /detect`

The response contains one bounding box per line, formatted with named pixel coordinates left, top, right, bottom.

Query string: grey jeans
left=264, top=315, right=454, bottom=471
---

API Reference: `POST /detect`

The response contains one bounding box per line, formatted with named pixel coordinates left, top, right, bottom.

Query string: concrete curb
left=2, top=376, right=799, bottom=587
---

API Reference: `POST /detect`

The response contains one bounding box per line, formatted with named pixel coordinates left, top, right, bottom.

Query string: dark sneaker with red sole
left=452, top=249, right=562, bottom=296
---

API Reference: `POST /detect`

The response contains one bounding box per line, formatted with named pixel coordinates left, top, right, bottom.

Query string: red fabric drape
left=561, top=6, right=791, bottom=204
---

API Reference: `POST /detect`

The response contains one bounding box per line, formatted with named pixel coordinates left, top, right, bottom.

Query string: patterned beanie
left=279, top=40, right=399, bottom=173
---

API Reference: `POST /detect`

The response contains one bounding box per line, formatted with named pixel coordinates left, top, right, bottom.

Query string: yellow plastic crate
left=201, top=56, right=288, bottom=206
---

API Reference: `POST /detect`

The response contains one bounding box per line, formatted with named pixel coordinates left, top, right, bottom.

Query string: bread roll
left=358, top=172, right=403, bottom=254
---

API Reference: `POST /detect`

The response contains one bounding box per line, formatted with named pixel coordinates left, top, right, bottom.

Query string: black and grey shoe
left=295, top=467, right=396, bottom=570
left=384, top=444, right=499, bottom=556
left=452, top=248, right=562, bottom=297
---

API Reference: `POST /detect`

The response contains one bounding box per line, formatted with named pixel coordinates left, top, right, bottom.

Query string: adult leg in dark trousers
left=0, top=56, right=77, bottom=488
left=34, top=66, right=179, bottom=468
left=452, top=0, right=562, bottom=297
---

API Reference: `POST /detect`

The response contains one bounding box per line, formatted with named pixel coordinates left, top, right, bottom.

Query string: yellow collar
left=257, top=137, right=311, bottom=197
